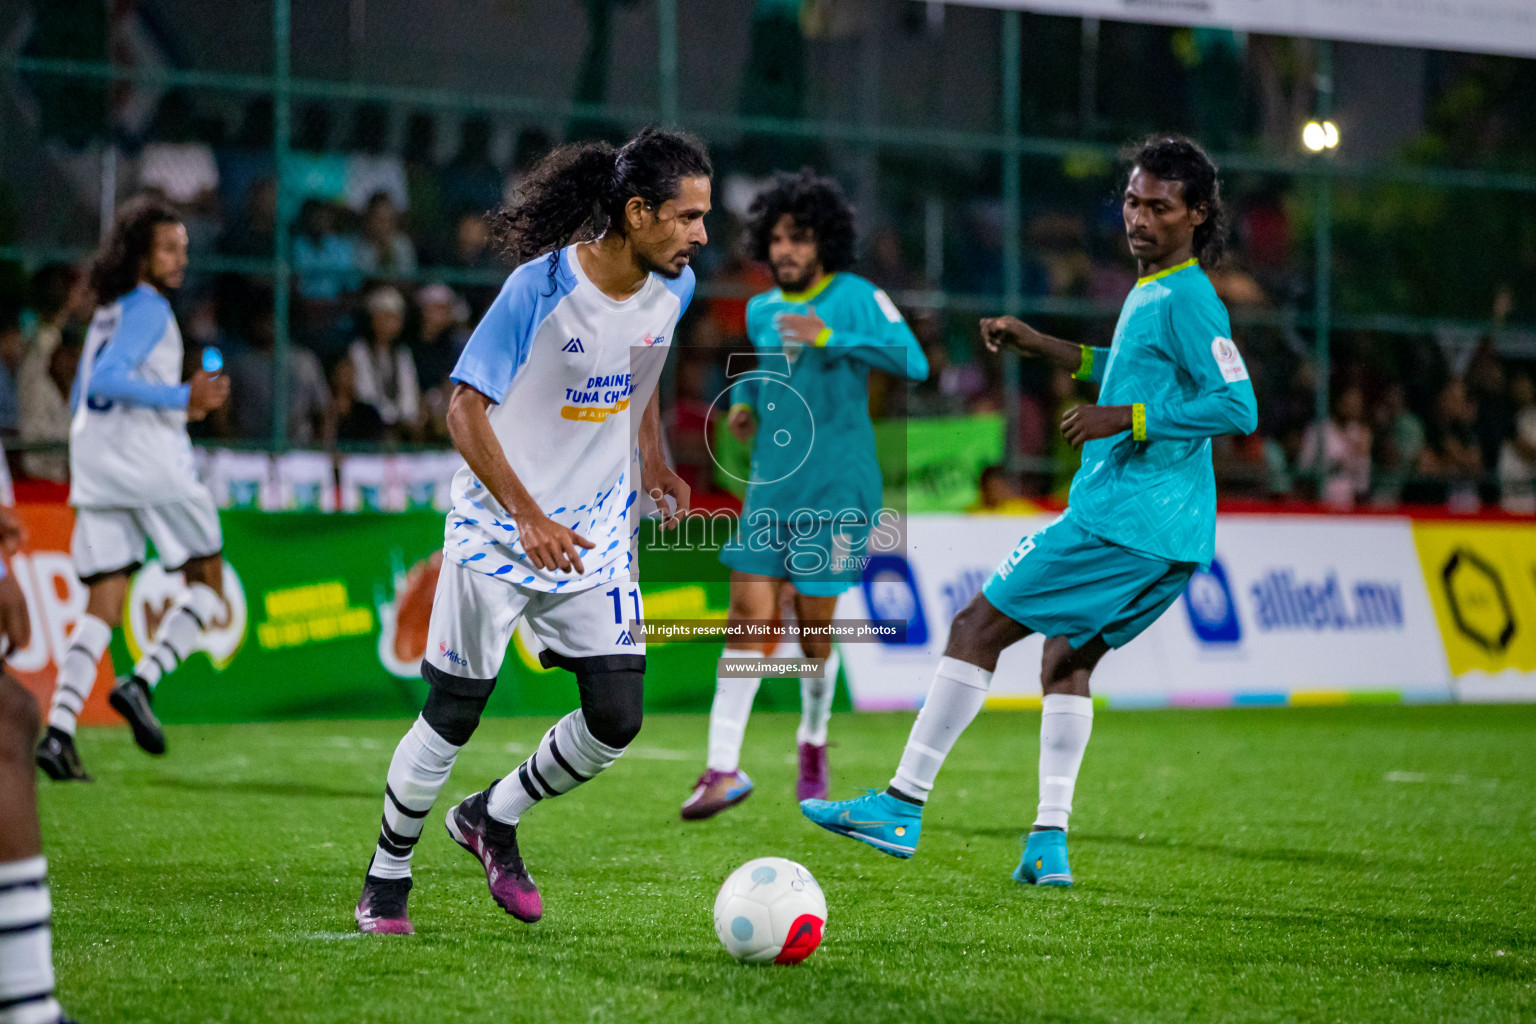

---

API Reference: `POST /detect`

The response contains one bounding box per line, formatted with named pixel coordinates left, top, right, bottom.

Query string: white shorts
left=72, top=495, right=224, bottom=583
left=423, top=558, right=646, bottom=681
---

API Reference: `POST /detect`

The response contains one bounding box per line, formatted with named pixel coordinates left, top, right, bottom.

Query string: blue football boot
left=800, top=789, right=922, bottom=859
left=1013, top=829, right=1072, bottom=886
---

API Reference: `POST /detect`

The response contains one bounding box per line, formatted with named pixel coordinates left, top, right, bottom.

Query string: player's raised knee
left=573, top=657, right=645, bottom=748
left=584, top=701, right=642, bottom=749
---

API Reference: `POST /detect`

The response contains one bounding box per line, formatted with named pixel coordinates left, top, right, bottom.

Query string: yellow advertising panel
left=1411, top=522, right=1536, bottom=677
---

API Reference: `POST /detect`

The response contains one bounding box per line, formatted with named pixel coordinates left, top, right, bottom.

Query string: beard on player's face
left=773, top=260, right=819, bottom=293
left=771, top=244, right=822, bottom=293
left=636, top=236, right=697, bottom=281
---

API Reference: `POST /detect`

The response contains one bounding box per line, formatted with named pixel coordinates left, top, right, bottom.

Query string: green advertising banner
left=874, top=413, right=1004, bottom=513
left=113, top=511, right=849, bottom=724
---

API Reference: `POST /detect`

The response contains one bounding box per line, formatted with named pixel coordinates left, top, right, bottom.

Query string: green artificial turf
left=38, top=706, right=1536, bottom=1023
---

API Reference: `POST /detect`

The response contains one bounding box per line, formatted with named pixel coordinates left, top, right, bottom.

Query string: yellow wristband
left=1073, top=345, right=1094, bottom=381
left=1131, top=403, right=1147, bottom=442
left=813, top=327, right=833, bottom=348
left=727, top=402, right=753, bottom=419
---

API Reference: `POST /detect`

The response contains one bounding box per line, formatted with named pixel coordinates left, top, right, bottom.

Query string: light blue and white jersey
left=70, top=283, right=201, bottom=508
left=446, top=245, right=693, bottom=593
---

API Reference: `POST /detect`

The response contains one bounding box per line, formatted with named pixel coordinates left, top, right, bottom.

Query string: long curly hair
left=742, top=169, right=856, bottom=273
left=491, top=127, right=712, bottom=267
left=89, top=195, right=182, bottom=303
left=1125, top=135, right=1228, bottom=266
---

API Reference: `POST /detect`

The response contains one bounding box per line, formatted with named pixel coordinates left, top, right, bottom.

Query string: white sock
left=48, top=615, right=111, bottom=735
left=486, top=710, right=624, bottom=825
left=370, top=717, right=461, bottom=880
left=0, top=857, right=60, bottom=1024
left=1035, top=693, right=1094, bottom=831
left=706, top=648, right=761, bottom=773
left=132, top=583, right=223, bottom=690
left=796, top=650, right=839, bottom=747
left=890, top=657, right=992, bottom=802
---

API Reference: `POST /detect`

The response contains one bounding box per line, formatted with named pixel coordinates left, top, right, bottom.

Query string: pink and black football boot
left=355, top=862, right=415, bottom=935
left=445, top=784, right=543, bottom=923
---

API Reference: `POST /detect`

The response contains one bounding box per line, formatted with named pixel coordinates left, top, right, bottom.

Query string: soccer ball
left=713, top=857, right=827, bottom=964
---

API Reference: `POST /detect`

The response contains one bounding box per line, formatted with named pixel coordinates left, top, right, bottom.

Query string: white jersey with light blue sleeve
left=69, top=283, right=203, bottom=508
left=445, top=245, right=692, bottom=593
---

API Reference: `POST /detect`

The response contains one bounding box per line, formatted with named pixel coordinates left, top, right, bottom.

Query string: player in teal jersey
left=802, top=137, right=1257, bottom=883
left=682, top=170, right=928, bottom=820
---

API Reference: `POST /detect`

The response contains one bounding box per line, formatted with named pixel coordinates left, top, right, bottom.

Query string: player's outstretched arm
left=445, top=383, right=594, bottom=574
left=980, top=316, right=1108, bottom=383
left=640, top=389, right=689, bottom=529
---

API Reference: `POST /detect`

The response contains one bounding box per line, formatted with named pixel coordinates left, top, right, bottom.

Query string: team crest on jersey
left=1211, top=336, right=1249, bottom=383
left=562, top=338, right=585, bottom=353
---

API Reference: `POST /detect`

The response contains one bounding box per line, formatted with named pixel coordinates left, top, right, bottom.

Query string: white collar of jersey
left=565, top=244, right=662, bottom=312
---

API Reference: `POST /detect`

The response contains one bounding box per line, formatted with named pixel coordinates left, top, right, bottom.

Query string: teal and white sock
left=1034, top=693, right=1093, bottom=830
left=889, top=657, right=991, bottom=802
left=796, top=650, right=839, bottom=747
left=706, top=648, right=761, bottom=773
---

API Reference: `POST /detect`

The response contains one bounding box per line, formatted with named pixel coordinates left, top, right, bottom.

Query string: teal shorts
left=981, top=513, right=1195, bottom=649
left=719, top=514, right=868, bottom=598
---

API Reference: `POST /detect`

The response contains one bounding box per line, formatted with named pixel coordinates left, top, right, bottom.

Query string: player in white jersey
left=355, top=128, right=710, bottom=934
left=35, top=197, right=230, bottom=782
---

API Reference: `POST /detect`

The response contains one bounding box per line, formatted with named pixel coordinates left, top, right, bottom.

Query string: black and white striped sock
left=47, top=615, right=111, bottom=735
left=0, top=856, right=60, bottom=1024
left=369, top=717, right=461, bottom=880
left=132, top=584, right=223, bottom=691
left=485, top=710, right=624, bottom=825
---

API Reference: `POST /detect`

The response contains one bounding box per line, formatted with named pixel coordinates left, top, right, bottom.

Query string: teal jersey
left=1067, top=260, right=1258, bottom=567
left=735, top=272, right=928, bottom=522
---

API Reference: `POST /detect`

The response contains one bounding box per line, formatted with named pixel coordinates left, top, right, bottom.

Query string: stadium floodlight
left=1303, top=120, right=1340, bottom=152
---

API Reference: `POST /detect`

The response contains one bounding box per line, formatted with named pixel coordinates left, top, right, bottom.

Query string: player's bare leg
left=111, top=553, right=227, bottom=756
left=683, top=571, right=781, bottom=820
left=37, top=574, right=127, bottom=782
left=2, top=565, right=68, bottom=1022
left=792, top=591, right=840, bottom=801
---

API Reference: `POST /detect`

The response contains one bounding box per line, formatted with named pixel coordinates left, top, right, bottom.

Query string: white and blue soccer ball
left=713, top=856, right=827, bottom=964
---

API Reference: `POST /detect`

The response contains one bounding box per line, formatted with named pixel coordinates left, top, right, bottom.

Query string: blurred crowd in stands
left=3, top=96, right=1534, bottom=514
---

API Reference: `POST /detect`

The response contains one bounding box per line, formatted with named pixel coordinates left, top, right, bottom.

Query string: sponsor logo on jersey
left=615, top=630, right=636, bottom=646
left=640, top=333, right=665, bottom=347
left=562, top=337, right=585, bottom=353
left=561, top=372, right=635, bottom=422
left=438, top=640, right=470, bottom=667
